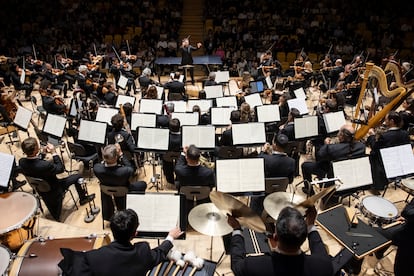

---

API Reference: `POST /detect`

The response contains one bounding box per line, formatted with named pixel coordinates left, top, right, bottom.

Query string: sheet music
left=43, top=114, right=66, bottom=137
left=117, top=74, right=128, bottom=89
left=287, top=98, right=309, bottom=115
left=137, top=127, right=169, bottom=150
left=293, top=87, right=306, bottom=99
left=211, top=107, right=233, bottom=125
left=13, top=105, right=32, bottom=129
left=0, top=152, right=15, bottom=188
left=232, top=122, right=266, bottom=145
left=294, top=116, right=319, bottom=139
left=131, top=113, right=156, bottom=129
left=216, top=158, right=265, bottom=193
left=95, top=107, right=119, bottom=125
left=187, top=100, right=212, bottom=113
left=116, top=94, right=136, bottom=107
left=78, top=119, right=107, bottom=144
left=139, top=99, right=163, bottom=115
left=265, top=76, right=273, bottom=89
left=256, top=104, right=281, bottom=123
left=380, top=144, right=414, bottom=179
left=215, top=96, right=238, bottom=109
left=333, top=156, right=373, bottom=191
left=171, top=112, right=199, bottom=126
left=126, top=193, right=181, bottom=232
left=214, top=71, right=230, bottom=83
left=182, top=125, right=215, bottom=148
left=164, top=101, right=187, bottom=113
left=322, top=111, right=346, bottom=133
left=244, top=93, right=263, bottom=108
left=204, top=85, right=224, bottom=99
left=228, top=79, right=242, bottom=96
left=69, top=98, right=83, bottom=117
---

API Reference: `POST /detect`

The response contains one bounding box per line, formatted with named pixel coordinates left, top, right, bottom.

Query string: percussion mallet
left=163, top=249, right=182, bottom=276
left=188, top=257, right=205, bottom=276
left=180, top=251, right=196, bottom=276
left=172, top=259, right=185, bottom=276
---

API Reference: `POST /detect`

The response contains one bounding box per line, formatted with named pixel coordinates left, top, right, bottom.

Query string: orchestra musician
left=218, top=110, right=240, bottom=147
left=227, top=206, right=333, bottom=276
left=119, top=50, right=138, bottom=94
left=39, top=79, right=67, bottom=115
left=164, top=72, right=186, bottom=101
left=180, top=37, right=202, bottom=85
left=162, top=118, right=182, bottom=184
left=76, top=64, right=95, bottom=98
left=9, top=63, right=34, bottom=101
left=43, top=62, right=68, bottom=98
left=138, top=68, right=157, bottom=96
left=55, top=53, right=76, bottom=90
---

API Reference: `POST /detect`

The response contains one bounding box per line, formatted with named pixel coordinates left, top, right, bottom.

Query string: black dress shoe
left=80, top=194, right=96, bottom=205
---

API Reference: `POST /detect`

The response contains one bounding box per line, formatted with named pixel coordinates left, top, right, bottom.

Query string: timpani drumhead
left=361, top=196, right=398, bottom=220
left=0, top=244, right=11, bottom=275
left=0, top=192, right=38, bottom=235
left=402, top=177, right=414, bottom=191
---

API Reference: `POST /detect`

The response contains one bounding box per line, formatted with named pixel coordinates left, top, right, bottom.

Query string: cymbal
left=188, top=203, right=233, bottom=236
left=263, top=192, right=306, bottom=220
left=296, top=185, right=336, bottom=208
left=210, top=191, right=266, bottom=233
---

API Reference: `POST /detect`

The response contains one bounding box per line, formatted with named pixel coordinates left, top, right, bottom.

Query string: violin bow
left=112, top=46, right=122, bottom=62
left=93, top=43, right=98, bottom=57
left=32, top=44, right=37, bottom=61
left=126, top=40, right=131, bottom=56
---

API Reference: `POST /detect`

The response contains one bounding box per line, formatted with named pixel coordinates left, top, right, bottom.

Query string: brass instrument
left=199, top=155, right=215, bottom=169
left=353, top=62, right=410, bottom=140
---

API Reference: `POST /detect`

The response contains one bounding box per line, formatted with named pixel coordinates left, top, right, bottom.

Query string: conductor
left=180, top=37, right=202, bottom=85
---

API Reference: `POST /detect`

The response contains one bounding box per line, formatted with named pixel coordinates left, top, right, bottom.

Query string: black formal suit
left=162, top=132, right=182, bottom=184
left=259, top=152, right=295, bottom=182
left=164, top=80, right=185, bottom=100
left=230, top=230, right=333, bottom=276
left=174, top=155, right=215, bottom=188
left=59, top=239, right=173, bottom=276
left=94, top=157, right=146, bottom=220
left=138, top=75, right=156, bottom=94
left=42, top=95, right=66, bottom=115
left=367, top=128, right=411, bottom=190
left=219, top=128, right=233, bottom=146
left=19, top=155, right=83, bottom=220
left=279, top=122, right=295, bottom=141
left=75, top=73, right=94, bottom=98
left=107, top=129, right=136, bottom=156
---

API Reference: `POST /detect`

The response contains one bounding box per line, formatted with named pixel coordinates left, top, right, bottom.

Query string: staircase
left=179, top=0, right=205, bottom=56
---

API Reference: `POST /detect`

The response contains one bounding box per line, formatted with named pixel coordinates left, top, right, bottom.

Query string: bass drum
left=9, top=235, right=110, bottom=276
left=0, top=244, right=12, bottom=276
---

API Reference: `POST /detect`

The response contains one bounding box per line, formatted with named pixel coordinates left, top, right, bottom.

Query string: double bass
left=0, top=90, right=18, bottom=120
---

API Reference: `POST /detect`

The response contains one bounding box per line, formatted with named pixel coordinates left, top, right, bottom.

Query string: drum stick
left=382, top=220, right=403, bottom=230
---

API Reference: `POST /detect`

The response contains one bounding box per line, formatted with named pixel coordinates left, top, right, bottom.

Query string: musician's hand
left=115, top=143, right=123, bottom=157
left=227, top=214, right=241, bottom=230
left=305, top=206, right=317, bottom=227
left=197, top=42, right=202, bottom=48
left=183, top=145, right=189, bottom=155
left=368, top=128, right=375, bottom=136
left=45, top=143, right=56, bottom=154
left=324, top=137, right=331, bottom=144
left=168, top=226, right=184, bottom=239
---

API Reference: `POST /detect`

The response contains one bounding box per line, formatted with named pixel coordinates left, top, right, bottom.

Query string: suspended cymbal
left=296, top=185, right=336, bottom=208
left=210, top=191, right=266, bottom=233
left=188, top=203, right=233, bottom=236
left=263, top=192, right=306, bottom=220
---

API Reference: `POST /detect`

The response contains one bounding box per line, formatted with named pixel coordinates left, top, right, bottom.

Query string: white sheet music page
left=165, top=101, right=187, bottom=113
left=211, top=107, right=233, bottom=126
left=131, top=113, right=156, bottom=129
left=69, top=98, right=83, bottom=117
left=137, top=127, right=169, bottom=150
left=13, top=105, right=32, bottom=129
left=204, top=85, right=224, bottom=99
left=139, top=99, right=163, bottom=114
left=287, top=98, right=309, bottom=115
left=182, top=125, right=215, bottom=148
left=232, top=122, right=266, bottom=145
left=214, top=71, right=230, bottom=83
left=78, top=120, right=107, bottom=144
left=116, top=94, right=136, bottom=107
left=95, top=107, right=119, bottom=125
left=215, top=96, right=238, bottom=109
left=256, top=104, right=281, bottom=123
left=171, top=112, right=199, bottom=126
left=0, top=152, right=14, bottom=188
left=294, top=116, right=319, bottom=139
left=126, top=193, right=180, bottom=232
left=187, top=100, right=212, bottom=113
left=293, top=87, right=306, bottom=99
left=333, top=156, right=372, bottom=191
left=322, top=111, right=346, bottom=133
left=43, top=114, right=66, bottom=137
left=117, top=74, right=128, bottom=89
left=380, top=144, right=414, bottom=179
left=244, top=93, right=263, bottom=108
left=216, top=159, right=265, bottom=193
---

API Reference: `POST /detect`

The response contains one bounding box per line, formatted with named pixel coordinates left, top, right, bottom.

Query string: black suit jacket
left=219, top=128, right=233, bottom=146
left=59, top=239, right=173, bottom=276
left=258, top=152, right=296, bottom=183
left=230, top=231, right=333, bottom=276
left=107, top=129, right=136, bottom=154
left=164, top=80, right=185, bottom=96
left=280, top=122, right=295, bottom=141
left=174, top=155, right=215, bottom=187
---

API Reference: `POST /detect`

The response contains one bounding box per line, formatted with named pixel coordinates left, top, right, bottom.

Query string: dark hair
left=230, top=110, right=241, bottom=123
left=273, top=133, right=289, bottom=149
left=187, top=144, right=200, bottom=161
left=123, top=102, right=133, bottom=115
left=387, top=110, right=402, bottom=127
left=289, top=108, right=300, bottom=119
left=276, top=207, right=307, bottom=249
left=111, top=114, right=124, bottom=131
left=21, top=137, right=38, bottom=156
left=146, top=86, right=158, bottom=99
left=169, top=118, right=181, bottom=132
left=110, top=209, right=139, bottom=243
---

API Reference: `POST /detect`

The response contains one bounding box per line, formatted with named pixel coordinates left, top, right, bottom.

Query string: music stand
left=95, top=107, right=119, bottom=125
left=215, top=96, right=238, bottom=109
left=0, top=152, right=15, bottom=189
left=181, top=125, right=216, bottom=150
left=10, top=105, right=32, bottom=146
left=115, top=94, right=136, bottom=108
left=42, top=113, right=68, bottom=169
left=77, top=119, right=107, bottom=145
left=187, top=99, right=212, bottom=113
left=170, top=112, right=199, bottom=126
left=231, top=122, right=266, bottom=146
left=294, top=116, right=319, bottom=139
left=130, top=113, right=157, bottom=130
left=211, top=107, right=233, bottom=126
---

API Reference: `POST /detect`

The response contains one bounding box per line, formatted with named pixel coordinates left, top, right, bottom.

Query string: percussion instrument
left=360, top=196, right=398, bottom=225
left=9, top=235, right=110, bottom=276
left=401, top=177, right=414, bottom=195
left=0, top=244, right=12, bottom=276
left=263, top=192, right=306, bottom=221
left=188, top=203, right=233, bottom=236
left=0, top=192, right=38, bottom=251
left=210, top=191, right=266, bottom=233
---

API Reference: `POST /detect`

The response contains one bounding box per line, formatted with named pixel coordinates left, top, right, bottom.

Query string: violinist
left=9, top=63, right=34, bottom=101
left=56, top=53, right=76, bottom=90
left=25, top=54, right=44, bottom=85
left=40, top=79, right=67, bottom=115
left=138, top=68, right=157, bottom=96
left=97, top=81, right=117, bottom=106
left=43, top=63, right=68, bottom=98
left=76, top=65, right=95, bottom=98
left=120, top=51, right=138, bottom=95
left=258, top=51, right=280, bottom=81
left=327, top=58, right=344, bottom=88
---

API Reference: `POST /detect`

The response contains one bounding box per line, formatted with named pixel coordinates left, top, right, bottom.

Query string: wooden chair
left=180, top=186, right=211, bottom=208
left=100, top=185, right=129, bottom=229
left=265, top=177, right=289, bottom=194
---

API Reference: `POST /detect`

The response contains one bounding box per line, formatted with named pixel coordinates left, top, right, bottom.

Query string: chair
left=217, top=146, right=243, bottom=159
left=168, top=93, right=184, bottom=101
left=67, top=141, right=99, bottom=178
left=99, top=185, right=129, bottom=228
left=30, top=96, right=47, bottom=125
left=180, top=186, right=211, bottom=207
left=265, top=177, right=289, bottom=194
